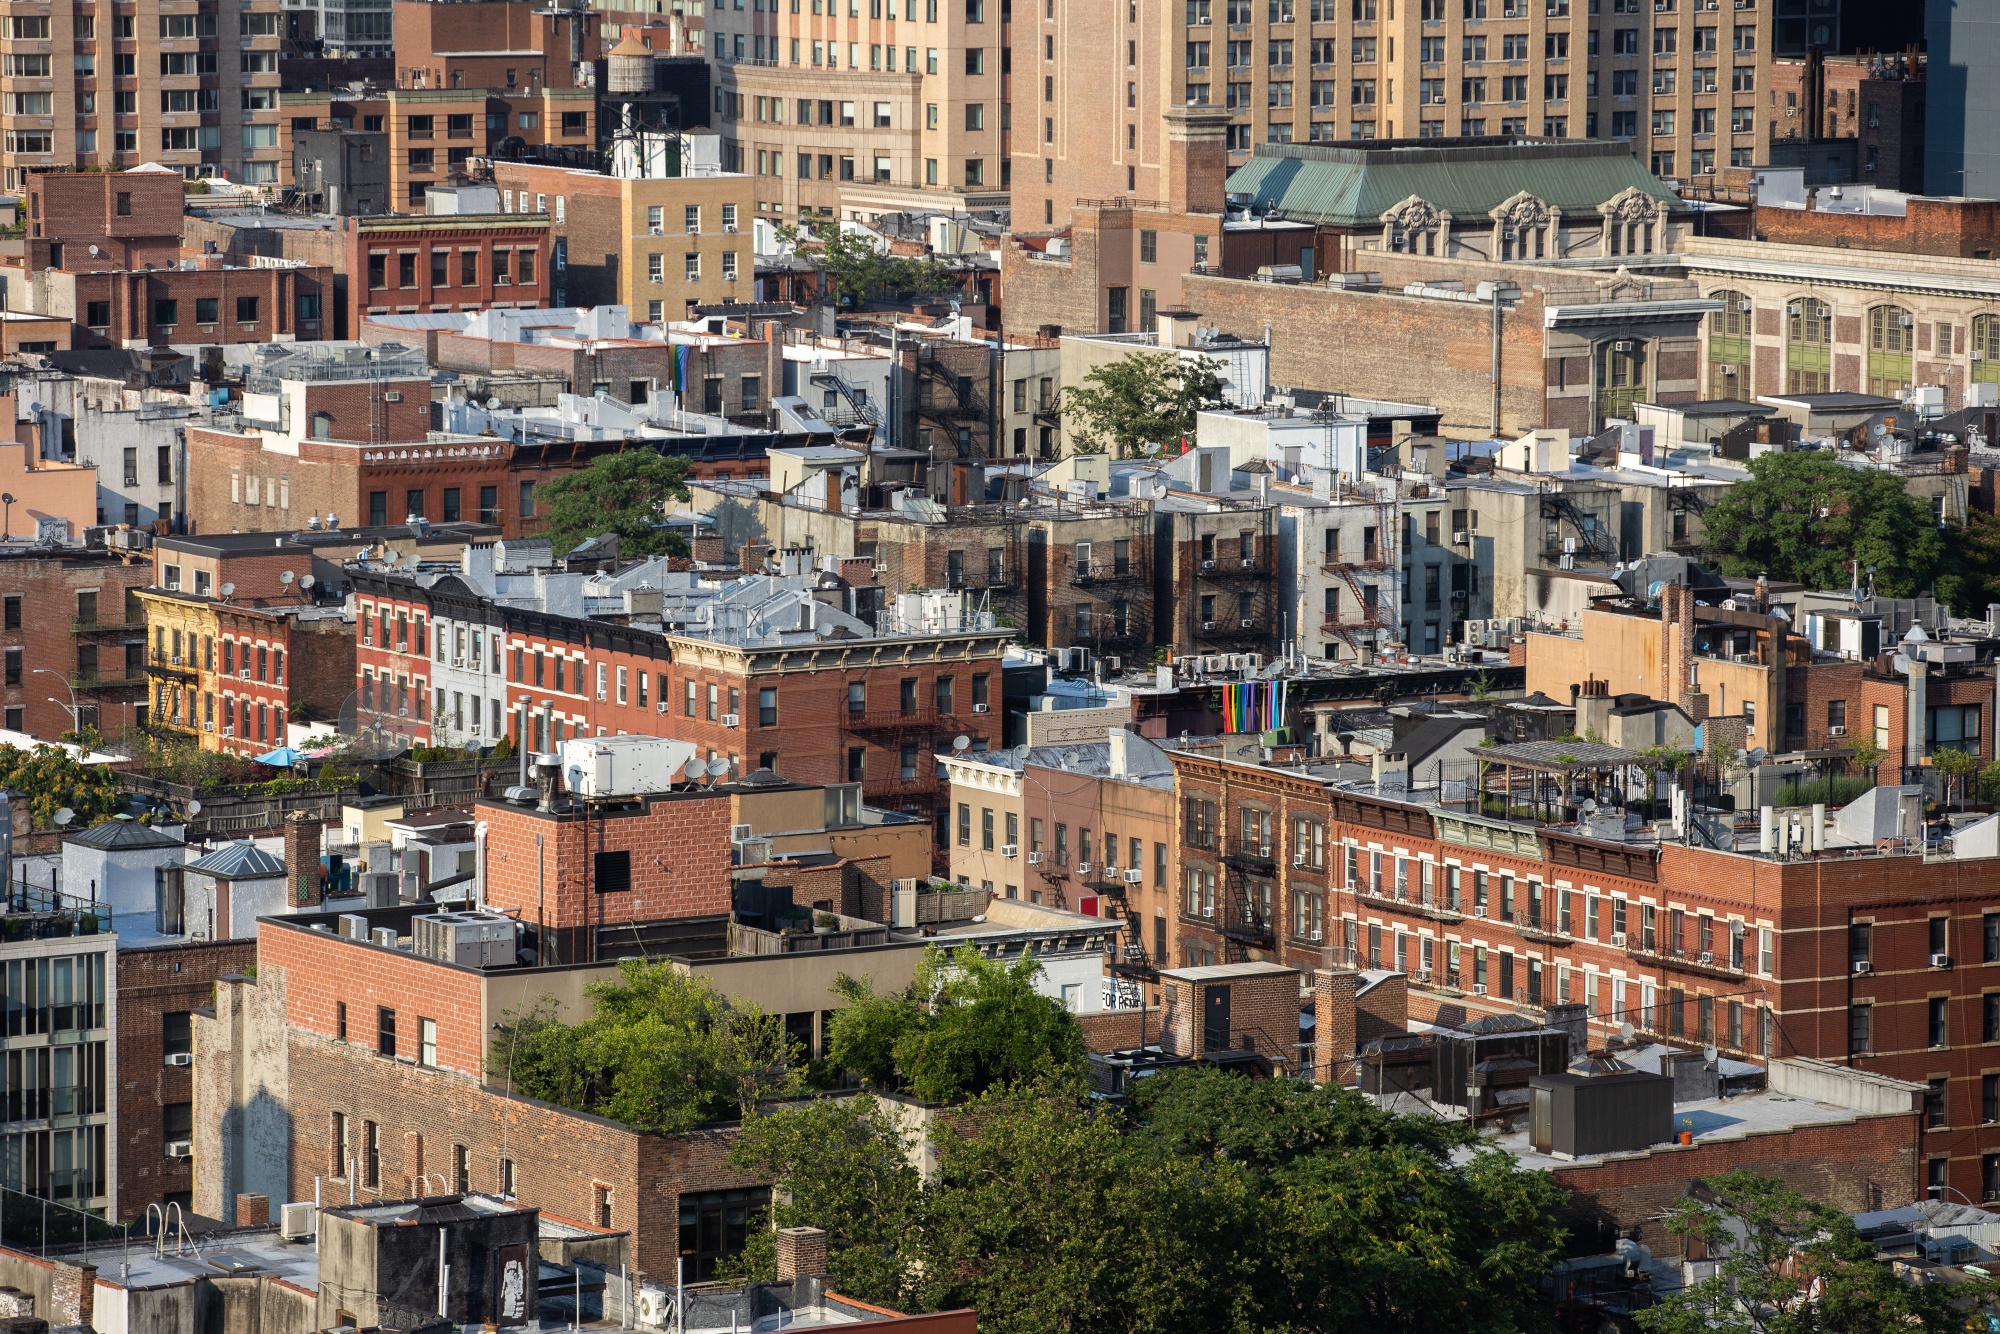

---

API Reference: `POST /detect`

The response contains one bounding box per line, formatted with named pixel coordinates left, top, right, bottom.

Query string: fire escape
left=844, top=700, right=946, bottom=826
left=1193, top=527, right=1275, bottom=646
left=1319, top=502, right=1397, bottom=653
left=809, top=372, right=882, bottom=429
left=1666, top=484, right=1713, bottom=554
left=1217, top=838, right=1277, bottom=963
left=913, top=343, right=990, bottom=461
left=1540, top=489, right=1617, bottom=565
left=1079, top=866, right=1156, bottom=981
left=1071, top=540, right=1150, bottom=663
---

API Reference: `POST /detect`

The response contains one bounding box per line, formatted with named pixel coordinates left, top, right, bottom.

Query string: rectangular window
left=377, top=1006, right=396, bottom=1058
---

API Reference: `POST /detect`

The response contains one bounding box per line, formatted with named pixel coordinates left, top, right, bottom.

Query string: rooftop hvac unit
left=558, top=735, right=699, bottom=798
left=370, top=927, right=399, bottom=949
left=413, top=910, right=519, bottom=968
left=338, top=913, right=370, bottom=941
left=279, top=1202, right=316, bottom=1241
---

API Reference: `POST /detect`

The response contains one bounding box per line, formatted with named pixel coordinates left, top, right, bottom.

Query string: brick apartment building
left=6, top=170, right=335, bottom=350
left=0, top=545, right=154, bottom=741
left=1163, top=732, right=2000, bottom=1205
left=0, top=0, right=283, bottom=191
left=1019, top=0, right=1787, bottom=233
left=488, top=161, right=757, bottom=320
left=346, top=211, right=552, bottom=327
left=352, top=564, right=1012, bottom=822
left=1764, top=50, right=1925, bottom=193
left=138, top=534, right=357, bottom=754
left=182, top=345, right=597, bottom=540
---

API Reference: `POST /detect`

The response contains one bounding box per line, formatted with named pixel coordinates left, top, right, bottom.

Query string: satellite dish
left=280, top=570, right=295, bottom=585
left=707, top=757, right=730, bottom=779
left=952, top=735, right=971, bottom=752
left=218, top=582, right=235, bottom=600
left=1619, top=1021, right=1635, bottom=1041
left=300, top=575, right=316, bottom=590
left=1703, top=1043, right=1719, bottom=1065
left=52, top=807, right=73, bottom=827
left=186, top=799, right=202, bottom=816
left=1012, top=743, right=1030, bottom=765
left=88, top=245, right=100, bottom=258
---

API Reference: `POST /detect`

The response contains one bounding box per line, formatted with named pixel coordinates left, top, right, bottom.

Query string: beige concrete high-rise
left=0, top=0, right=285, bottom=191
left=704, top=0, right=1010, bottom=222
left=1018, top=0, right=1775, bottom=232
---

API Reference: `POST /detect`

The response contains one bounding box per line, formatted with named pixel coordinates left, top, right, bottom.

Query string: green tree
left=1636, top=1170, right=1996, bottom=1334
left=493, top=960, right=794, bottom=1134
left=728, top=1095, right=924, bottom=1306
left=1939, top=508, right=2000, bottom=614
left=776, top=218, right=955, bottom=304
left=1933, top=745, right=1981, bottom=808
left=1062, top=351, right=1225, bottom=458
left=0, top=744, right=122, bottom=830
left=1700, top=449, right=1946, bottom=596
left=537, top=449, right=691, bottom=560
left=825, top=944, right=1086, bottom=1102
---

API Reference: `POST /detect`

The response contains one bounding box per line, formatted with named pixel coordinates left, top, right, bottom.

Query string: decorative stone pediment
left=1489, top=190, right=1553, bottom=228
left=1599, top=186, right=1661, bottom=222
left=1380, top=194, right=1442, bottom=231
left=1593, top=266, right=1651, bottom=301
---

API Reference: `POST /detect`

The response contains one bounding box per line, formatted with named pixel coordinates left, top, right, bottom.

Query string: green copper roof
left=1224, top=140, right=1684, bottom=228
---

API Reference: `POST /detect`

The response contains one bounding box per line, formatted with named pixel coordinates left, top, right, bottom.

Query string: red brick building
left=24, top=170, right=184, bottom=274
left=0, top=546, right=154, bottom=741
left=1165, top=742, right=2000, bottom=1206
left=345, top=211, right=552, bottom=332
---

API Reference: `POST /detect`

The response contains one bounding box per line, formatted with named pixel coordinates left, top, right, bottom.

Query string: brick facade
left=0, top=547, right=152, bottom=742
left=117, top=938, right=256, bottom=1221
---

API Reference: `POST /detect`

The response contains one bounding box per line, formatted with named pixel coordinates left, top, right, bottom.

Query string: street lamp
left=34, top=669, right=79, bottom=735
left=0, top=493, right=13, bottom=542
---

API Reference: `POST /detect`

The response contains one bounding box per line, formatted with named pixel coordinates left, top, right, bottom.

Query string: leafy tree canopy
left=1637, top=1170, right=1998, bottom=1334
left=730, top=1068, right=1568, bottom=1334
left=0, top=744, right=122, bottom=830
left=1699, top=449, right=1946, bottom=596
left=825, top=943, right=1086, bottom=1102
left=537, top=449, right=691, bottom=561
left=1063, top=351, right=1225, bottom=458
left=493, top=959, right=793, bottom=1134
left=776, top=218, right=955, bottom=304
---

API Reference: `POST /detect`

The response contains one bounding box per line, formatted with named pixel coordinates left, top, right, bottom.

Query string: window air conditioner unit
left=1123, top=868, right=1143, bottom=883
left=1828, top=724, right=1846, bottom=736
left=239, top=668, right=251, bottom=679
left=973, top=702, right=989, bottom=712
left=1932, top=953, right=1952, bottom=969
left=383, top=391, right=403, bottom=403
left=1241, top=557, right=1255, bottom=568
left=1698, top=950, right=1715, bottom=964
left=657, top=701, right=670, bottom=713
left=164, top=1052, right=193, bottom=1067
left=720, top=713, right=739, bottom=727
left=724, top=224, right=740, bottom=233
left=1240, top=618, right=1255, bottom=629
left=1975, top=349, right=1987, bottom=362
left=222, top=727, right=234, bottom=737
left=730, top=824, right=753, bottom=841
left=1452, top=530, right=1469, bottom=544
left=649, top=227, right=664, bottom=235
left=1026, top=851, right=1045, bottom=864
left=203, top=721, right=214, bottom=732
left=453, top=658, right=465, bottom=668
left=165, top=1140, right=193, bottom=1159
left=1000, top=844, right=1018, bottom=858
left=1852, top=959, right=1872, bottom=975
left=1202, top=559, right=1217, bottom=570
left=1202, top=620, right=1217, bottom=631
left=1294, top=854, right=1307, bottom=867
left=1309, top=929, right=1322, bottom=942
left=1472, top=983, right=1488, bottom=995
left=1610, top=932, right=1627, bottom=947
left=1716, top=363, right=1737, bottom=376
left=1076, top=862, right=1092, bottom=875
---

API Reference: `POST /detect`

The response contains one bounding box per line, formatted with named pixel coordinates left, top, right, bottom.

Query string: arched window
left=1973, top=314, right=2000, bottom=388
left=1785, top=297, right=1832, bottom=394
left=1707, top=289, right=1752, bottom=397
left=1866, top=305, right=1913, bottom=396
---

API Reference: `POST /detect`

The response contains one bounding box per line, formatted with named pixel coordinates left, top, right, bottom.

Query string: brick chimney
left=1313, top=969, right=1359, bottom=1086
left=285, top=811, right=324, bottom=908
left=1163, top=105, right=1235, bottom=216
left=1658, top=583, right=1696, bottom=707
left=235, top=1193, right=271, bottom=1227
left=774, top=1227, right=828, bottom=1283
